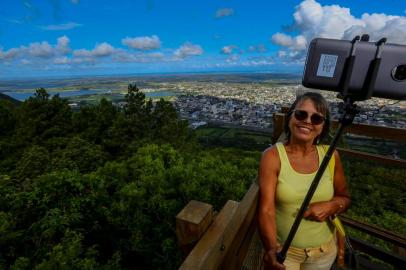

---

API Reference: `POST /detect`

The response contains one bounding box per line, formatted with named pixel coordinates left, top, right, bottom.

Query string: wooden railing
left=176, top=184, right=259, bottom=270
left=176, top=112, right=406, bottom=269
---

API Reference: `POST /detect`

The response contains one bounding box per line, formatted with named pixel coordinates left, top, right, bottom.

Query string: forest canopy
left=0, top=85, right=258, bottom=269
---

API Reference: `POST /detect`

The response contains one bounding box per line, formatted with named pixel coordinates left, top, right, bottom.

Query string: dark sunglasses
left=292, top=110, right=325, bottom=125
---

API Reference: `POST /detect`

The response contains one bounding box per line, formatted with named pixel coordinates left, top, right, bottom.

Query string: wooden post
left=272, top=113, right=286, bottom=144
left=176, top=200, right=213, bottom=258
left=179, top=200, right=240, bottom=270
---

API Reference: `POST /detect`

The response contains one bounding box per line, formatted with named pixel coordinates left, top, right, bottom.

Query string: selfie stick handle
left=277, top=36, right=366, bottom=264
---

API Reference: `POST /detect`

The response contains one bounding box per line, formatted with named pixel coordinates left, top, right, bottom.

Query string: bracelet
left=337, top=201, right=344, bottom=214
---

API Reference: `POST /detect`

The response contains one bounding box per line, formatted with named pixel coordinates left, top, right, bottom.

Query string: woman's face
left=288, top=98, right=325, bottom=144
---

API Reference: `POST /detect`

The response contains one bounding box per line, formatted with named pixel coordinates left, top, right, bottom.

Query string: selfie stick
left=277, top=35, right=387, bottom=264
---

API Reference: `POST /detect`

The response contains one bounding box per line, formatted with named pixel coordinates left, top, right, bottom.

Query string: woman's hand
left=303, top=201, right=335, bottom=222
left=263, top=249, right=286, bottom=270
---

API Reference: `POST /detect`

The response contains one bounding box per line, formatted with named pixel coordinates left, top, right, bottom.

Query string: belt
left=280, top=237, right=336, bottom=258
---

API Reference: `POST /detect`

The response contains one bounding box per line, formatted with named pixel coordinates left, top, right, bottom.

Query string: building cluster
left=171, top=82, right=406, bottom=129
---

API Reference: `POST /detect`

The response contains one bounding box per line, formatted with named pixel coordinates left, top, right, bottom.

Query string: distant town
left=1, top=73, right=405, bottom=129
left=162, top=81, right=405, bottom=129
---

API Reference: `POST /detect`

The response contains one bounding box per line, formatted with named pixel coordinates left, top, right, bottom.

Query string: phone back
left=302, top=38, right=406, bottom=100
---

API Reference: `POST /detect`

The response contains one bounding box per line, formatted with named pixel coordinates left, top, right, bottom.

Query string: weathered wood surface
left=272, top=113, right=286, bottom=144
left=330, top=121, right=406, bottom=142
left=337, top=148, right=406, bottom=166
left=178, top=183, right=260, bottom=270
left=340, top=215, right=406, bottom=249
left=179, top=200, right=239, bottom=270
left=176, top=200, right=214, bottom=258
left=222, top=183, right=259, bottom=270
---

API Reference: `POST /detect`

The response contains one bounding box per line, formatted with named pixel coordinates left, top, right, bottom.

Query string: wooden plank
left=272, top=113, right=286, bottom=144
left=337, top=148, right=406, bottom=167
left=339, top=215, right=406, bottom=248
left=241, top=229, right=264, bottom=270
left=222, top=183, right=259, bottom=270
left=176, top=200, right=214, bottom=258
left=330, top=121, right=406, bottom=142
left=349, top=237, right=406, bottom=268
left=179, top=200, right=240, bottom=270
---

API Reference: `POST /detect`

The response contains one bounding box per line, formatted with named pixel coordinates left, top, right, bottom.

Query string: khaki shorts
left=282, top=237, right=337, bottom=270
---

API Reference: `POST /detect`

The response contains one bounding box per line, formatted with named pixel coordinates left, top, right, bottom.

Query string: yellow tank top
left=275, top=143, right=334, bottom=248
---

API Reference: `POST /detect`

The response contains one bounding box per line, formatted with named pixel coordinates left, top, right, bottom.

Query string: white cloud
left=28, top=41, right=54, bottom=58
left=226, top=55, right=239, bottom=63
left=271, top=0, right=406, bottom=62
left=248, top=44, right=267, bottom=53
left=21, top=59, right=31, bottom=65
left=174, top=42, right=203, bottom=58
left=0, top=47, right=20, bottom=60
left=40, top=22, right=82, bottom=31
left=92, top=43, right=114, bottom=57
left=74, top=42, right=115, bottom=58
left=56, top=35, right=71, bottom=55
left=215, top=8, right=234, bottom=19
left=221, top=45, right=237, bottom=54
left=122, top=35, right=161, bottom=50
left=54, top=56, right=70, bottom=65
left=272, top=33, right=293, bottom=47
left=114, top=51, right=164, bottom=63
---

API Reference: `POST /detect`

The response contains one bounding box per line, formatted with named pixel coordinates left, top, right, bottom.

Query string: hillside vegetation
left=0, top=85, right=258, bottom=269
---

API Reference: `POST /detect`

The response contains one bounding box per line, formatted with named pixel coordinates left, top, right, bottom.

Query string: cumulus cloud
left=73, top=42, right=115, bottom=58
left=248, top=44, right=267, bottom=53
left=92, top=43, right=115, bottom=57
left=174, top=42, right=203, bottom=59
left=226, top=55, right=239, bottom=63
left=221, top=45, right=237, bottom=54
left=0, top=47, right=20, bottom=60
left=122, top=35, right=161, bottom=50
left=56, top=36, right=71, bottom=55
left=271, top=0, right=406, bottom=62
left=40, top=22, right=82, bottom=31
left=114, top=51, right=164, bottom=63
left=1, top=34, right=209, bottom=73
left=215, top=8, right=234, bottom=19
left=54, top=56, right=70, bottom=65
left=21, top=59, right=31, bottom=65
left=28, top=41, right=54, bottom=58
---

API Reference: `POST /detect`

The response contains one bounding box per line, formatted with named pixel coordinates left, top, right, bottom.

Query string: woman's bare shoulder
left=260, top=144, right=281, bottom=168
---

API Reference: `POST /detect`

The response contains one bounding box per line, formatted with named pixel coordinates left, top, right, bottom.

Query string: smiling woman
left=258, top=92, right=350, bottom=270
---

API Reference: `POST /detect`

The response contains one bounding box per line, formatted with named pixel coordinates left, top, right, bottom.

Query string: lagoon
left=2, top=89, right=178, bottom=101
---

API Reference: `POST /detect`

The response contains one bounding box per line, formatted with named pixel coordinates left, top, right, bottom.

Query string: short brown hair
left=284, top=92, right=330, bottom=144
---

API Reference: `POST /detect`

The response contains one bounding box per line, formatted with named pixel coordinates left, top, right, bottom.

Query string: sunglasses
left=292, top=110, right=326, bottom=125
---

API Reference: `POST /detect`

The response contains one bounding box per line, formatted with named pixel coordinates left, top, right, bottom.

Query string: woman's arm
left=258, top=147, right=285, bottom=270
left=303, top=150, right=351, bottom=221
left=330, top=150, right=351, bottom=214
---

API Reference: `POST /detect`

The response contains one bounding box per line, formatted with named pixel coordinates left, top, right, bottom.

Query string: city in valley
left=1, top=73, right=405, bottom=129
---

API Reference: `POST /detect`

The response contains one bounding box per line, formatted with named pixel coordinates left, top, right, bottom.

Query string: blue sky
left=0, top=0, right=405, bottom=78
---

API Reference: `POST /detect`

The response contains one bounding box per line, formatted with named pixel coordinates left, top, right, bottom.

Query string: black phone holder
left=276, top=35, right=387, bottom=268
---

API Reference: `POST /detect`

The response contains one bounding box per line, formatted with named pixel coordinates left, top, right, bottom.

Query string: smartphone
left=302, top=38, right=406, bottom=100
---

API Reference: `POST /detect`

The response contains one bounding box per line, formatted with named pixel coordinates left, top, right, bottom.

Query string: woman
left=258, top=92, right=350, bottom=270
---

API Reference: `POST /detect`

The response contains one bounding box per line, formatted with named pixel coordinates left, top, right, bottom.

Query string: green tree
left=52, top=137, right=107, bottom=173
left=16, top=89, right=72, bottom=145
left=0, top=99, right=17, bottom=137
left=13, top=145, right=50, bottom=181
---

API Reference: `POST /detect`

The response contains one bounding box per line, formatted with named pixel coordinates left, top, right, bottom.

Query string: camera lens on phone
left=392, top=64, right=406, bottom=81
